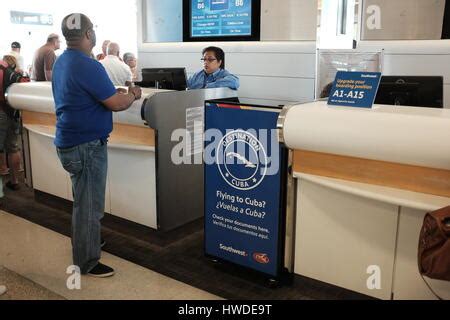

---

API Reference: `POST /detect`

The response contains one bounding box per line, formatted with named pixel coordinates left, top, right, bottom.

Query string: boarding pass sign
left=328, top=71, right=382, bottom=108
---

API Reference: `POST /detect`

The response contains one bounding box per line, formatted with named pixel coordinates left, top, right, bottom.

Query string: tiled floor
left=0, top=266, right=65, bottom=300
left=0, top=211, right=221, bottom=300
left=2, top=186, right=374, bottom=300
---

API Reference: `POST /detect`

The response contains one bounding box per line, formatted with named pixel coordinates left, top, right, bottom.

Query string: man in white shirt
left=100, top=42, right=132, bottom=86
left=9, top=42, right=25, bottom=74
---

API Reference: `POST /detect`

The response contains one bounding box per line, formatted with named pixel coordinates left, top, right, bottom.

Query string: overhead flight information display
left=191, top=0, right=252, bottom=38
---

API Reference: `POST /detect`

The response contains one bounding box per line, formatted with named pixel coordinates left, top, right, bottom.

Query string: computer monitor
left=375, top=76, right=443, bottom=108
left=140, top=68, right=187, bottom=91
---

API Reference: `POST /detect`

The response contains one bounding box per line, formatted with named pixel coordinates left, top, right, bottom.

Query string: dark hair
left=61, top=13, right=93, bottom=42
left=11, top=42, right=21, bottom=49
left=320, top=82, right=334, bottom=99
left=202, top=46, right=225, bottom=69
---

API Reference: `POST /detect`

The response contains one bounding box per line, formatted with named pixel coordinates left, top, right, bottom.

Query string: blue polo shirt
left=52, top=49, right=116, bottom=148
left=187, top=69, right=239, bottom=90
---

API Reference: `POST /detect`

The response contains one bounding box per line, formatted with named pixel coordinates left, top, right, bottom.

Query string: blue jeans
left=56, top=139, right=108, bottom=274
left=0, top=176, right=3, bottom=199
left=0, top=110, right=21, bottom=154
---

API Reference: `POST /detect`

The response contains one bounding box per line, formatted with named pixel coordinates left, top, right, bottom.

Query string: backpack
left=0, top=60, right=30, bottom=118
left=418, top=205, right=450, bottom=299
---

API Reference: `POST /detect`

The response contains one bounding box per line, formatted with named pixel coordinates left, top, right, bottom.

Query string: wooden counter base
left=22, top=110, right=155, bottom=147
left=293, top=150, right=450, bottom=198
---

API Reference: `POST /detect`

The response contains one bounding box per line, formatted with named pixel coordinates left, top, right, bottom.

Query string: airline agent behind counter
left=187, top=46, right=240, bottom=91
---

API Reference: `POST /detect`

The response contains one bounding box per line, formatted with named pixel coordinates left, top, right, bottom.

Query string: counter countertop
left=7, top=82, right=171, bottom=128
left=295, top=172, right=450, bottom=212
left=283, top=101, right=450, bottom=171
left=25, top=124, right=155, bottom=152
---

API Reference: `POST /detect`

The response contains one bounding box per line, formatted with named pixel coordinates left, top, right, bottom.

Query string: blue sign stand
left=204, top=101, right=288, bottom=281
left=328, top=71, right=382, bottom=108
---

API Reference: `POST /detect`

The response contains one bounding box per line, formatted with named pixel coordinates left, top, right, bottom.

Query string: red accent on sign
left=217, top=103, right=243, bottom=110
left=253, top=253, right=270, bottom=264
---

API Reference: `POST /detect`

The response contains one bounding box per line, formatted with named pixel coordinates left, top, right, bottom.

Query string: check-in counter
left=279, top=100, right=450, bottom=300
left=7, top=82, right=237, bottom=232
left=7, top=82, right=163, bottom=229
left=141, top=88, right=237, bottom=231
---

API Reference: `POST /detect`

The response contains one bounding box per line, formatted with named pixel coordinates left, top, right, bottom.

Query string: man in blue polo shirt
left=53, top=13, right=142, bottom=278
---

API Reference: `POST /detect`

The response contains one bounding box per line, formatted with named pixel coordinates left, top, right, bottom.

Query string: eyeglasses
left=201, top=58, right=217, bottom=63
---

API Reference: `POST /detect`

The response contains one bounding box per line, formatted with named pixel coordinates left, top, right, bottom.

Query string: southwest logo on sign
left=217, top=130, right=268, bottom=191
left=253, top=253, right=270, bottom=264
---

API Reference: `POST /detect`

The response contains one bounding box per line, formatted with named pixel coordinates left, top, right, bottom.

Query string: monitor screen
left=140, top=68, right=188, bottom=91
left=183, top=0, right=260, bottom=41
left=375, top=76, right=444, bottom=108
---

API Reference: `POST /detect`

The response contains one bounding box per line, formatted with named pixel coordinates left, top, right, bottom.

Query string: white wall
left=261, top=0, right=318, bottom=41
left=138, top=42, right=317, bottom=104
left=137, top=0, right=318, bottom=104
left=5, top=1, right=448, bottom=107
left=138, top=2, right=450, bottom=106
left=361, top=0, right=445, bottom=40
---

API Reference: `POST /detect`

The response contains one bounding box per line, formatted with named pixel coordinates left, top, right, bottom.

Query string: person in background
left=0, top=56, right=17, bottom=176
left=187, top=46, right=239, bottom=90
left=3, top=54, right=22, bottom=74
left=1, top=55, right=28, bottom=180
left=96, top=40, right=110, bottom=61
left=2, top=55, right=18, bottom=72
left=9, top=42, right=24, bottom=74
left=0, top=55, right=23, bottom=178
left=123, top=52, right=138, bottom=81
left=100, top=42, right=133, bottom=86
left=0, top=55, right=20, bottom=176
left=0, top=153, right=8, bottom=176
left=0, top=60, right=7, bottom=201
left=31, top=33, right=61, bottom=81
left=0, top=57, right=29, bottom=192
left=54, top=13, right=142, bottom=278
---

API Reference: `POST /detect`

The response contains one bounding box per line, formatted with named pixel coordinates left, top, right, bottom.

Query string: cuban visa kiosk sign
left=328, top=71, right=382, bottom=108
left=204, top=101, right=287, bottom=279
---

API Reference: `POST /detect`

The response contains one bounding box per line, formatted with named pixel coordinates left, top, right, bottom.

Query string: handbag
left=418, top=205, right=450, bottom=299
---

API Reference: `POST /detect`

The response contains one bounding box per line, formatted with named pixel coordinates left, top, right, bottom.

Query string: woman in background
left=123, top=52, right=138, bottom=82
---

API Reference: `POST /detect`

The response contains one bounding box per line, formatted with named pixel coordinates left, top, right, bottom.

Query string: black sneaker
left=101, top=238, right=106, bottom=248
left=87, top=263, right=115, bottom=278
left=6, top=181, right=20, bottom=191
